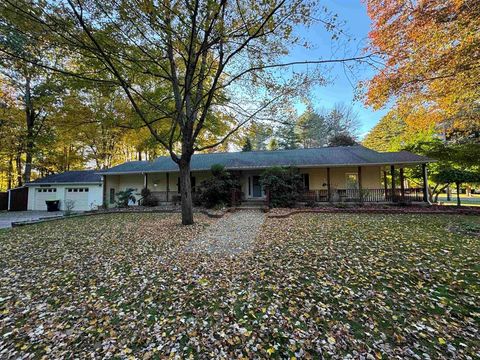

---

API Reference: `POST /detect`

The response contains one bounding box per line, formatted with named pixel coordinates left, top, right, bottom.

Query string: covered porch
left=297, top=163, right=430, bottom=204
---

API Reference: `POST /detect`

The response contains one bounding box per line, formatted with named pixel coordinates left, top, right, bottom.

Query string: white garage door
left=34, top=188, right=58, bottom=210
left=65, top=187, right=89, bottom=211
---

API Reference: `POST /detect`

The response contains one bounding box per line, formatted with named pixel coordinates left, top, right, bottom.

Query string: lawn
left=0, top=213, right=479, bottom=359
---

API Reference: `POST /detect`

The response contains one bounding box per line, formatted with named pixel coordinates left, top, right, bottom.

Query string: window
left=345, top=173, right=359, bottom=189
left=67, top=187, right=89, bottom=193
left=109, top=188, right=115, bottom=203
left=302, top=173, right=310, bottom=190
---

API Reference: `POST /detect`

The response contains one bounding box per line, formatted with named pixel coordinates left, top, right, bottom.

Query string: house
left=26, top=170, right=103, bottom=211
left=98, top=145, right=432, bottom=206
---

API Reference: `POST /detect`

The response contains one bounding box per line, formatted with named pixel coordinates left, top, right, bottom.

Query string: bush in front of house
left=116, top=188, right=136, bottom=207
left=140, top=188, right=158, bottom=207
left=260, top=166, right=303, bottom=208
left=63, top=199, right=76, bottom=216
left=196, top=164, right=240, bottom=208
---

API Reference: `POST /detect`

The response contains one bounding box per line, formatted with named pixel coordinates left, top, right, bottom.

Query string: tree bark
left=7, top=156, right=14, bottom=190
left=23, top=77, right=35, bottom=184
left=456, top=182, right=461, bottom=207
left=15, top=153, right=23, bottom=187
left=179, top=160, right=194, bottom=225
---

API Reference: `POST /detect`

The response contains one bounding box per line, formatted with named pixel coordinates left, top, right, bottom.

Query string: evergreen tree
left=242, top=138, right=253, bottom=152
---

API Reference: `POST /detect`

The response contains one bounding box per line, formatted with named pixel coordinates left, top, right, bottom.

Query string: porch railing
left=299, top=188, right=424, bottom=203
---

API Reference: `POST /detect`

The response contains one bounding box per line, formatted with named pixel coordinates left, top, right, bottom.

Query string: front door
left=252, top=176, right=262, bottom=197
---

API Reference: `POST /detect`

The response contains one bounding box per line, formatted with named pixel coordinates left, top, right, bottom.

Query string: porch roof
left=98, top=146, right=432, bottom=175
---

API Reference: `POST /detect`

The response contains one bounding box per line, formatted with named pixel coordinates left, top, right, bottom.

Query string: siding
left=301, top=166, right=381, bottom=190
left=27, top=184, right=103, bottom=211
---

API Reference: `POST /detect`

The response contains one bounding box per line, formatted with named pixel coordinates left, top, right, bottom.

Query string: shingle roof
left=98, top=146, right=432, bottom=175
left=26, top=170, right=102, bottom=185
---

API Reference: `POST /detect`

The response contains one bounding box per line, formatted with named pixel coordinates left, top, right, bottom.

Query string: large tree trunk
left=15, top=153, right=23, bottom=187
left=23, top=77, right=35, bottom=184
left=179, top=159, right=194, bottom=225
left=7, top=156, right=13, bottom=190
left=456, top=182, right=461, bottom=207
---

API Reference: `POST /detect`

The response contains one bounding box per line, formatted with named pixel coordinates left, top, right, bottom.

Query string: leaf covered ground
left=0, top=212, right=479, bottom=359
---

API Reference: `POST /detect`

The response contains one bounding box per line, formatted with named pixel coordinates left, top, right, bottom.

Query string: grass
left=0, top=212, right=479, bottom=359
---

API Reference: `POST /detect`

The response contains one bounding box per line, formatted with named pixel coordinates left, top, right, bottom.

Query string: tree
left=362, top=113, right=407, bottom=152
left=432, top=169, right=480, bottom=206
left=244, top=122, right=273, bottom=151
left=1, top=0, right=372, bottom=224
left=296, top=104, right=359, bottom=148
left=297, top=107, right=329, bottom=148
left=267, top=138, right=279, bottom=151
left=328, top=133, right=357, bottom=147
left=276, top=121, right=299, bottom=150
left=242, top=138, right=253, bottom=152
left=404, top=140, right=480, bottom=203
left=0, top=22, right=65, bottom=183
left=364, top=0, right=480, bottom=138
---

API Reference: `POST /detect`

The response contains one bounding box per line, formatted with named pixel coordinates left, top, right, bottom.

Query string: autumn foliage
left=364, top=0, right=480, bottom=137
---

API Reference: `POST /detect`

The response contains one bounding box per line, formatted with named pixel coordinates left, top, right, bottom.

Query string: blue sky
left=289, top=0, right=388, bottom=138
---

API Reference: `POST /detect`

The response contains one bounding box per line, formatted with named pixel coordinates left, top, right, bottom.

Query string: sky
left=288, top=0, right=388, bottom=138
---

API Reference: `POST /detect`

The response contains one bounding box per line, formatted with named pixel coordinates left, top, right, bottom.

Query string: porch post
left=422, top=163, right=430, bottom=204
left=166, top=172, right=170, bottom=202
left=102, top=175, right=107, bottom=207
left=383, top=169, right=388, bottom=201
left=399, top=167, right=405, bottom=201
left=326, top=167, right=331, bottom=202
left=390, top=165, right=396, bottom=202
left=358, top=166, right=363, bottom=202
left=143, top=173, right=148, bottom=189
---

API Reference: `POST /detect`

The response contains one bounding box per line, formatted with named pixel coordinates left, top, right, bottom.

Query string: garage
left=64, top=187, right=90, bottom=210
left=34, top=188, right=58, bottom=211
left=26, top=170, right=103, bottom=211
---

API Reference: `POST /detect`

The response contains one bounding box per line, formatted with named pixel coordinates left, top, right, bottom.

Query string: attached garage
left=26, top=170, right=103, bottom=212
left=64, top=187, right=90, bottom=209
left=34, top=188, right=58, bottom=211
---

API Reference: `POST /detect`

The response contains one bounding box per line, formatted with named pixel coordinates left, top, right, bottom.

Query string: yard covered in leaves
left=0, top=212, right=479, bottom=359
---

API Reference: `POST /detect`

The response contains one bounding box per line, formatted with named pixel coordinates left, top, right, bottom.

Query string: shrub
left=140, top=187, right=158, bottom=207
left=196, top=164, right=240, bottom=208
left=63, top=199, right=75, bottom=216
left=116, top=188, right=136, bottom=207
left=260, top=167, right=303, bottom=208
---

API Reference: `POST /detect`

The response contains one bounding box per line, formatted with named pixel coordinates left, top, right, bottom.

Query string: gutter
left=25, top=182, right=103, bottom=187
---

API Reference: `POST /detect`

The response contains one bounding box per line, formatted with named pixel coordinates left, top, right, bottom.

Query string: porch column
left=143, top=173, right=148, bottom=189
left=358, top=166, right=363, bottom=202
left=399, top=167, right=405, bottom=201
left=166, top=172, right=170, bottom=202
left=383, top=170, right=388, bottom=201
left=326, top=167, right=331, bottom=202
left=102, top=175, right=107, bottom=207
left=422, top=163, right=430, bottom=204
left=390, top=165, right=396, bottom=202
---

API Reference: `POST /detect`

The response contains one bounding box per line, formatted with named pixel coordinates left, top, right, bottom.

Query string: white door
left=34, top=188, right=58, bottom=210
left=65, top=187, right=90, bottom=211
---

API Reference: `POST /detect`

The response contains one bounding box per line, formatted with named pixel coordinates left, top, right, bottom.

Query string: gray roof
left=98, top=146, right=432, bottom=175
left=26, top=170, right=102, bottom=185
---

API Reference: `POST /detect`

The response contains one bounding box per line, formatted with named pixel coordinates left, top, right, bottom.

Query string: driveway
left=0, top=211, right=63, bottom=229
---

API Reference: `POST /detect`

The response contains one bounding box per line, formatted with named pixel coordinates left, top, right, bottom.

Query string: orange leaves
left=363, top=0, right=480, bottom=133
